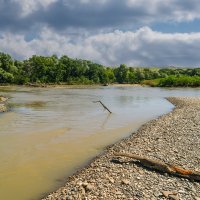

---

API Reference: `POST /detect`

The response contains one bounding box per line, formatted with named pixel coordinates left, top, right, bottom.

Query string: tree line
left=0, top=52, right=200, bottom=87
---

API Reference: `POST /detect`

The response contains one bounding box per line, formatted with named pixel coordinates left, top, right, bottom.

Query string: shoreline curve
left=42, top=97, right=200, bottom=200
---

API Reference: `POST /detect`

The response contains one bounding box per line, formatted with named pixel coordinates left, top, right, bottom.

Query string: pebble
left=109, top=177, right=115, bottom=183
left=122, top=179, right=130, bottom=185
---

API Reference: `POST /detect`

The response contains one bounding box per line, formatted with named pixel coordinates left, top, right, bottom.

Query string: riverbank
left=0, top=96, right=7, bottom=112
left=42, top=97, right=200, bottom=200
left=0, top=83, right=142, bottom=88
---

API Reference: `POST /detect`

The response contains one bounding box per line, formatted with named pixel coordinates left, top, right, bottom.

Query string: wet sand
left=42, top=97, right=200, bottom=200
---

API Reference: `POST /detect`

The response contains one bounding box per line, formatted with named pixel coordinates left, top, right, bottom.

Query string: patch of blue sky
left=151, top=19, right=200, bottom=33
left=24, top=33, right=38, bottom=42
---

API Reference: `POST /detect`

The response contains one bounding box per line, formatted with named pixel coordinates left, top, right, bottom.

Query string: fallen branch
left=93, top=100, right=112, bottom=114
left=113, top=152, right=200, bottom=182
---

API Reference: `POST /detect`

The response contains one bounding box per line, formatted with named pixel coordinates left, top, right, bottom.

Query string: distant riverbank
left=43, top=97, right=200, bottom=200
left=1, top=81, right=200, bottom=89
left=0, top=83, right=142, bottom=89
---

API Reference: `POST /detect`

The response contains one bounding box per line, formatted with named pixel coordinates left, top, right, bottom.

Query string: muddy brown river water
left=0, top=85, right=199, bottom=200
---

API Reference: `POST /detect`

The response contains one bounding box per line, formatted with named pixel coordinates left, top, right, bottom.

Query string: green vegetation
left=158, top=76, right=200, bottom=87
left=0, top=52, right=200, bottom=87
left=142, top=76, right=200, bottom=87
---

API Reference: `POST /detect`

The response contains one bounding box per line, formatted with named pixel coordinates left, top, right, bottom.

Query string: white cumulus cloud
left=1, top=27, right=200, bottom=67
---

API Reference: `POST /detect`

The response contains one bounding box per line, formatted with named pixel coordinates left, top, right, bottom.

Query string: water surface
left=0, top=86, right=199, bottom=200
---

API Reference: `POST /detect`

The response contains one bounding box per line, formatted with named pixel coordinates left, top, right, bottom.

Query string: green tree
left=105, top=67, right=115, bottom=83
left=0, top=68, right=14, bottom=83
left=135, top=68, right=145, bottom=82
left=127, top=68, right=136, bottom=83
left=115, top=64, right=128, bottom=83
left=0, top=52, right=18, bottom=74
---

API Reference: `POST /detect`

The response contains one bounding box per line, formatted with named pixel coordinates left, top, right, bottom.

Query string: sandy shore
left=42, top=97, right=200, bottom=200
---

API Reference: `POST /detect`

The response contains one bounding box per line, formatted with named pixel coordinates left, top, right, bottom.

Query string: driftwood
left=113, top=152, right=200, bottom=182
left=93, top=100, right=112, bottom=114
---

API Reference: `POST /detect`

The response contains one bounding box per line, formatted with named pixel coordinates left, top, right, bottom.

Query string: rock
left=80, top=187, right=85, bottom=195
left=86, top=184, right=94, bottom=191
left=82, top=182, right=88, bottom=187
left=116, top=191, right=123, bottom=195
left=109, top=177, right=115, bottom=183
left=122, top=179, right=130, bottom=185
left=82, top=183, right=94, bottom=192
left=178, top=190, right=186, bottom=194
left=0, top=104, right=7, bottom=112
left=190, top=186, right=196, bottom=193
left=77, top=181, right=83, bottom=186
left=0, top=96, right=7, bottom=112
left=0, top=96, right=7, bottom=102
left=169, top=194, right=180, bottom=200
left=162, top=191, right=177, bottom=198
left=154, top=191, right=161, bottom=197
left=162, top=191, right=180, bottom=200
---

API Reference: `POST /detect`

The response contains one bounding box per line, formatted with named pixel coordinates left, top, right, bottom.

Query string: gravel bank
left=43, top=97, right=200, bottom=200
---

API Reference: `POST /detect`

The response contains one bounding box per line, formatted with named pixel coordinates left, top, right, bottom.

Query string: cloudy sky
left=1, top=0, right=200, bottom=67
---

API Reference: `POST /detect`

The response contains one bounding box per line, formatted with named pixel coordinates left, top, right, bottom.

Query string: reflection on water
left=0, top=86, right=199, bottom=200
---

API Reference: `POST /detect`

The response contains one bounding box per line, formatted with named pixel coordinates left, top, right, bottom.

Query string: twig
left=93, top=100, right=112, bottom=114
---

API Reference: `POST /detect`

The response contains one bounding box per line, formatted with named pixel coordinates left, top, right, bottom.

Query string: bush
left=158, top=75, right=200, bottom=87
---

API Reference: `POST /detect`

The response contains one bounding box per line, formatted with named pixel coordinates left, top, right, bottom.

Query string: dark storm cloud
left=0, top=0, right=38, bottom=32
left=39, top=0, right=147, bottom=30
left=0, top=0, right=148, bottom=32
left=0, top=1, right=21, bottom=30
left=1, top=0, right=200, bottom=33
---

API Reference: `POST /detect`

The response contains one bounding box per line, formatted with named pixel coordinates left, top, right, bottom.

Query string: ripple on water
left=0, top=86, right=200, bottom=200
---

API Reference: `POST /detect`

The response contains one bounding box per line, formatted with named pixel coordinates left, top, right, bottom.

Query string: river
left=0, top=85, right=199, bottom=200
